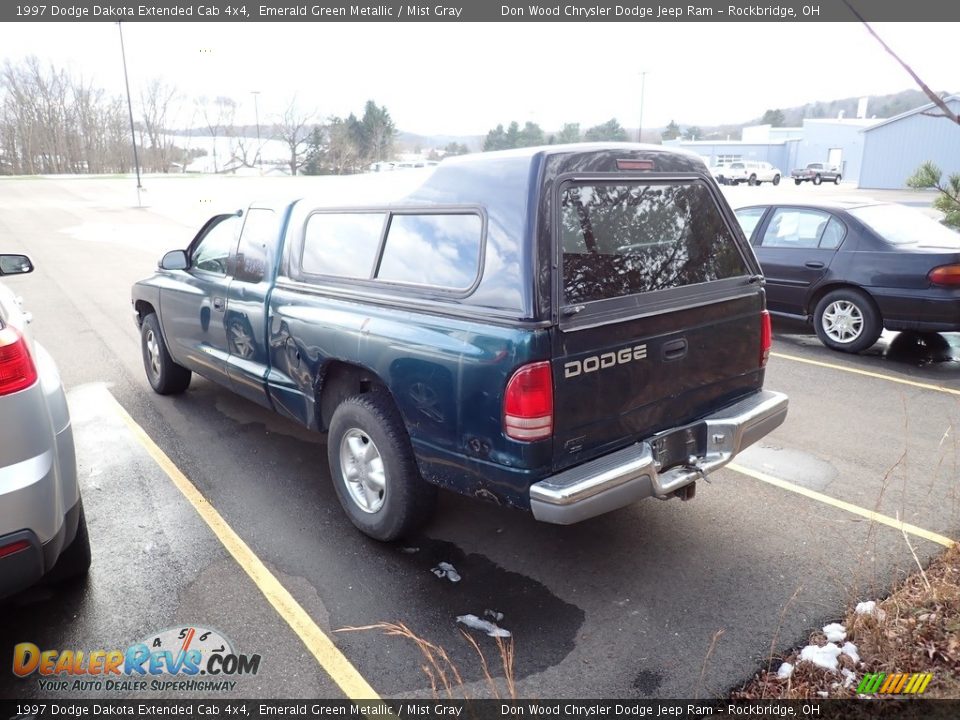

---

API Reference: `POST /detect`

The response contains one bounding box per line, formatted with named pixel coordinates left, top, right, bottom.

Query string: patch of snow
left=817, top=691, right=829, bottom=698
left=841, top=642, right=860, bottom=665
left=855, top=601, right=877, bottom=615
left=456, top=614, right=511, bottom=638
left=799, top=643, right=842, bottom=671
left=823, top=623, right=847, bottom=642
left=484, top=609, right=504, bottom=622
left=777, top=662, right=794, bottom=680
left=431, top=562, right=461, bottom=582
left=841, top=669, right=857, bottom=689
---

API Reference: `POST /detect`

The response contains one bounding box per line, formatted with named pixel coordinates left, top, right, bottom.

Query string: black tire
left=327, top=390, right=436, bottom=541
left=772, top=174, right=781, bottom=186
left=45, top=499, right=91, bottom=584
left=813, top=174, right=822, bottom=186
left=748, top=174, right=757, bottom=186
left=813, top=288, right=883, bottom=353
left=794, top=178, right=802, bottom=186
left=834, top=174, right=842, bottom=185
left=141, top=313, right=191, bottom=395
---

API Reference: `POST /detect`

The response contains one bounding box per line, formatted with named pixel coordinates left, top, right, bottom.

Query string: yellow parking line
left=771, top=351, right=960, bottom=397
left=107, top=393, right=379, bottom=700
left=728, top=462, right=956, bottom=548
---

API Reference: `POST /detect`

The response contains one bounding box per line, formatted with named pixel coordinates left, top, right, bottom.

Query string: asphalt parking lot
left=0, top=175, right=956, bottom=700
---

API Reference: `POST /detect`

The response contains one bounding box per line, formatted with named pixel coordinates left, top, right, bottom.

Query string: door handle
left=213, top=297, right=225, bottom=312
left=662, top=338, right=688, bottom=361
left=804, top=261, right=825, bottom=269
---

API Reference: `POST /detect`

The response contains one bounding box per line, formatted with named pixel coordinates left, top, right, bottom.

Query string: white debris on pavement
left=823, top=623, right=847, bottom=643
left=399, top=547, right=420, bottom=554
left=841, top=641, right=860, bottom=665
left=456, top=614, right=511, bottom=638
left=799, top=643, right=842, bottom=671
left=855, top=601, right=877, bottom=615
left=484, top=609, right=504, bottom=622
left=431, top=562, right=461, bottom=582
left=776, top=662, right=794, bottom=680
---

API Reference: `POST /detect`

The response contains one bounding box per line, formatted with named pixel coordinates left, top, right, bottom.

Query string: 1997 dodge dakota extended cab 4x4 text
left=132, top=145, right=788, bottom=540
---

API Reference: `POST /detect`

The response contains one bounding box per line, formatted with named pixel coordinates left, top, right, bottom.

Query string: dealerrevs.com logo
left=12, top=626, right=261, bottom=692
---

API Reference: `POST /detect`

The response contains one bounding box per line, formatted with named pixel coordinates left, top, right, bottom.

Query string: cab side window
left=191, top=215, right=241, bottom=275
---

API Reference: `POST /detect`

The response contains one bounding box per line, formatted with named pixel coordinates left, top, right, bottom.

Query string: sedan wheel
left=813, top=289, right=882, bottom=353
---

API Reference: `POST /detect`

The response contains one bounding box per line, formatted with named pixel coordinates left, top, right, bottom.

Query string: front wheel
left=141, top=314, right=191, bottom=395
left=772, top=174, right=781, bottom=186
left=814, top=289, right=882, bottom=353
left=748, top=174, right=758, bottom=186
left=328, top=391, right=436, bottom=541
left=794, top=178, right=802, bottom=186
left=834, top=175, right=842, bottom=185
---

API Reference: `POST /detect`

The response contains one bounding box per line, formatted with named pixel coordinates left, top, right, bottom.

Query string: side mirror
left=0, top=254, right=34, bottom=276
left=159, top=250, right=189, bottom=271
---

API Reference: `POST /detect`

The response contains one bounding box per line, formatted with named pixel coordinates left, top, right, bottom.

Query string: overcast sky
left=1, top=22, right=955, bottom=136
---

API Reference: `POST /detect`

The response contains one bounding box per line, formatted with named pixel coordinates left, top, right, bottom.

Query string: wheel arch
left=314, top=360, right=394, bottom=432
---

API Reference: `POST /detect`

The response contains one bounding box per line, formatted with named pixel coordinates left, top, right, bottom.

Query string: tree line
left=482, top=118, right=629, bottom=150
left=0, top=57, right=397, bottom=176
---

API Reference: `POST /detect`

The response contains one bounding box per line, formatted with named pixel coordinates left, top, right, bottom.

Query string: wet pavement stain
left=330, top=537, right=585, bottom=695
left=632, top=669, right=663, bottom=695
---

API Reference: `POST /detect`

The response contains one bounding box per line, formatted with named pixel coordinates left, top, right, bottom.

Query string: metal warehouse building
left=665, top=94, right=960, bottom=190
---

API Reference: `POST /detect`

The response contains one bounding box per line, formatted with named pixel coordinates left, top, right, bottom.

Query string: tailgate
left=551, top=179, right=765, bottom=471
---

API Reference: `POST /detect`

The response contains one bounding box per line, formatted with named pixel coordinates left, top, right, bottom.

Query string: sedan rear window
left=849, top=204, right=960, bottom=248
left=560, top=182, right=750, bottom=304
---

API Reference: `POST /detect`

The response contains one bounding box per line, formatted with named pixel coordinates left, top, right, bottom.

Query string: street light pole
left=638, top=71, right=647, bottom=144
left=251, top=91, right=262, bottom=172
left=118, top=22, right=142, bottom=206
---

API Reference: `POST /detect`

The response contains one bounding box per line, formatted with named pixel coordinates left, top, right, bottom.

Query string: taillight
left=503, top=361, right=553, bottom=441
left=0, top=539, right=30, bottom=559
left=760, top=310, right=772, bottom=368
left=928, top=264, right=960, bottom=287
left=0, top=326, right=38, bottom=395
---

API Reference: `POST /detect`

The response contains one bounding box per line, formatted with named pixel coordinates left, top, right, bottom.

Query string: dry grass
left=336, top=621, right=517, bottom=699
left=734, top=543, right=960, bottom=699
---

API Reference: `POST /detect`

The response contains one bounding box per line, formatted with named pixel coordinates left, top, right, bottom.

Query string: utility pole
left=638, top=71, right=647, bottom=144
left=251, top=90, right=262, bottom=171
left=118, top=22, right=142, bottom=206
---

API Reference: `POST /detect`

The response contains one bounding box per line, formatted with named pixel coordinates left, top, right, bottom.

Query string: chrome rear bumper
left=529, top=390, right=788, bottom=524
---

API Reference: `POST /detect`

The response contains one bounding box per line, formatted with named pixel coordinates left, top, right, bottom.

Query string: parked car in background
left=734, top=202, right=960, bottom=353
left=133, top=145, right=787, bottom=540
left=0, top=254, right=89, bottom=599
left=714, top=161, right=781, bottom=186
left=791, top=163, right=842, bottom=185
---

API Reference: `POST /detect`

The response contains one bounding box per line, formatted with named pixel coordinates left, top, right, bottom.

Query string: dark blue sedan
left=734, top=201, right=960, bottom=353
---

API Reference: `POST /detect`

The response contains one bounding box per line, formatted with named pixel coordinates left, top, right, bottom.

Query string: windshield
left=849, top=204, right=960, bottom=247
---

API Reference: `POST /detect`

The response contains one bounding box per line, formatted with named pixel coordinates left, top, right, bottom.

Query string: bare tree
left=842, top=0, right=959, bottom=124
left=197, top=95, right=236, bottom=173
left=140, top=78, right=181, bottom=172
left=274, top=96, right=316, bottom=176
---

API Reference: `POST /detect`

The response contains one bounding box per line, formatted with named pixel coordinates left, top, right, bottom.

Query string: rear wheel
left=45, top=499, right=91, bottom=584
left=814, top=289, right=882, bottom=353
left=141, top=314, right=191, bottom=395
left=794, top=178, right=802, bottom=186
left=328, top=390, right=436, bottom=541
left=748, top=174, right=757, bottom=186
left=772, top=174, right=781, bottom=186
left=813, top=174, right=823, bottom=186
left=834, top=175, right=842, bottom=185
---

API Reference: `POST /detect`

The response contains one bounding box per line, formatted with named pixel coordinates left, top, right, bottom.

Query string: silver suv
left=0, top=254, right=89, bottom=599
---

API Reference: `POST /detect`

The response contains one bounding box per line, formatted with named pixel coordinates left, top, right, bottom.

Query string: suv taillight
left=0, top=326, right=38, bottom=395
left=760, top=310, right=772, bottom=368
left=503, top=361, right=553, bottom=441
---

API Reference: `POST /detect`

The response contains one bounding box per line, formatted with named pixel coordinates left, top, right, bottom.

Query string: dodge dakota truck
left=132, top=145, right=788, bottom=540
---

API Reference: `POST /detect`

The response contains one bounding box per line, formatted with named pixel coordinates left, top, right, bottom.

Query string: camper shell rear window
left=559, top=181, right=750, bottom=305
